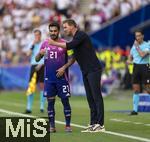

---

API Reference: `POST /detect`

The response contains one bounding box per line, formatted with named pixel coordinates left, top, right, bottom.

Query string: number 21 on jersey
left=50, top=51, right=57, bottom=59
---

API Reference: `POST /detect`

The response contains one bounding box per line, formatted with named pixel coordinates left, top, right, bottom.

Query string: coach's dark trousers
left=83, top=69, right=104, bottom=126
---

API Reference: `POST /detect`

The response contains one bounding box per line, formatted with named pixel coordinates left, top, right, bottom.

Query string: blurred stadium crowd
left=0, top=0, right=150, bottom=96
left=0, top=0, right=150, bottom=65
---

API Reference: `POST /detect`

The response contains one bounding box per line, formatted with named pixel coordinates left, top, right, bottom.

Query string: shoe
left=49, top=127, right=56, bottom=133
left=40, top=109, right=44, bottom=113
left=65, top=126, right=72, bottom=132
left=129, top=111, right=138, bottom=115
left=90, top=124, right=105, bottom=132
left=24, top=110, right=32, bottom=114
left=81, top=125, right=94, bottom=133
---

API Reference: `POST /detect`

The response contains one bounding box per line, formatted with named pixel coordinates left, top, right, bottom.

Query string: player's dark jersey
left=40, top=38, right=68, bottom=82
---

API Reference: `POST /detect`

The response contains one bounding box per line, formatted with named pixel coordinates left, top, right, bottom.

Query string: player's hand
left=40, top=49, right=46, bottom=56
left=56, top=66, right=65, bottom=78
left=134, top=40, right=139, bottom=47
left=33, top=39, right=39, bottom=44
left=126, top=60, right=132, bottom=65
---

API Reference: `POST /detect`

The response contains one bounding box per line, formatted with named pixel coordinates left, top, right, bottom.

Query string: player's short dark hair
left=33, top=29, right=41, bottom=35
left=49, top=21, right=60, bottom=31
left=135, top=30, right=144, bottom=35
left=63, top=19, right=77, bottom=27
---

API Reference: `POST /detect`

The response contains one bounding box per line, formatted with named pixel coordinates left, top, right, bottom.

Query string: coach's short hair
left=63, top=19, right=77, bottom=27
left=49, top=21, right=60, bottom=31
left=33, top=29, right=41, bottom=35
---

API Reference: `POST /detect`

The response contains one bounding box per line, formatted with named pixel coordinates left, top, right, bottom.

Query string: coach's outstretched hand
left=48, top=38, right=67, bottom=48
left=48, top=38, right=55, bottom=46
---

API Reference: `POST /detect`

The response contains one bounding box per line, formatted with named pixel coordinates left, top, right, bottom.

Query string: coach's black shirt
left=66, top=30, right=102, bottom=74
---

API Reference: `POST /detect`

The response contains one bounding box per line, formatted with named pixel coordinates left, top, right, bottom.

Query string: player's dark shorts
left=29, top=65, right=44, bottom=83
left=44, top=80, right=71, bottom=99
left=132, top=63, right=149, bottom=85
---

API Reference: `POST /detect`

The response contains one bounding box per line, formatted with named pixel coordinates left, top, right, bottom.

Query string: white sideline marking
left=110, top=118, right=150, bottom=127
left=0, top=109, right=150, bottom=142
left=0, top=109, right=36, bottom=118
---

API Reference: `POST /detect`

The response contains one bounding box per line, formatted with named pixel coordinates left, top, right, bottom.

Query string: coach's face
left=49, top=26, right=59, bottom=40
left=63, top=23, right=73, bottom=36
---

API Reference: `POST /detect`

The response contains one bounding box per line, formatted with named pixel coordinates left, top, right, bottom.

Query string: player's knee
left=61, top=98, right=71, bottom=115
left=47, top=98, right=55, bottom=111
left=47, top=98, right=55, bottom=118
left=61, top=98, right=70, bottom=108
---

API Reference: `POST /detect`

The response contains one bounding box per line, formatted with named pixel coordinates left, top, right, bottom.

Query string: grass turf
left=0, top=89, right=150, bottom=142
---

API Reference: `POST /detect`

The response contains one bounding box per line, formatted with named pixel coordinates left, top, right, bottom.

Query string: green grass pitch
left=0, top=89, right=150, bottom=142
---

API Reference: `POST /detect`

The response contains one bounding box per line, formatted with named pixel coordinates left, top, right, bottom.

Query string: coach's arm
left=49, top=39, right=66, bottom=48
left=56, top=58, right=76, bottom=78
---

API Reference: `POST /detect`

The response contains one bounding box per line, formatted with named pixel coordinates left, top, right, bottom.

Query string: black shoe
left=24, top=110, right=32, bottom=114
left=129, top=111, right=138, bottom=115
left=40, top=109, right=44, bottom=113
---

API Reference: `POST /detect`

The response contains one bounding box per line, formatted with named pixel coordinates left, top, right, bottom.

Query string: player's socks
left=61, top=98, right=71, bottom=127
left=40, top=91, right=45, bottom=111
left=133, top=93, right=139, bottom=112
left=48, top=99, right=55, bottom=128
left=26, top=94, right=34, bottom=111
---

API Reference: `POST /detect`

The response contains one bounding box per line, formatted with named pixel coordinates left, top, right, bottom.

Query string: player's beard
left=50, top=34, right=58, bottom=40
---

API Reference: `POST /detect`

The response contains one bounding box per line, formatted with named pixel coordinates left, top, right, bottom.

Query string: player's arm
left=136, top=46, right=149, bottom=57
left=26, top=49, right=32, bottom=56
left=26, top=45, right=33, bottom=56
left=35, top=49, right=45, bottom=62
left=126, top=54, right=133, bottom=64
left=56, top=57, right=75, bottom=78
left=134, top=40, right=149, bottom=57
left=126, top=44, right=134, bottom=64
left=26, top=40, right=37, bottom=56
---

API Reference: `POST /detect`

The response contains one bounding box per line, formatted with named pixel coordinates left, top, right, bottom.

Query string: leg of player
left=61, top=98, right=72, bottom=132
left=130, top=84, right=140, bottom=115
left=26, top=94, right=34, bottom=113
left=40, top=91, right=44, bottom=112
left=39, top=81, right=45, bottom=113
left=47, top=97, right=56, bottom=133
